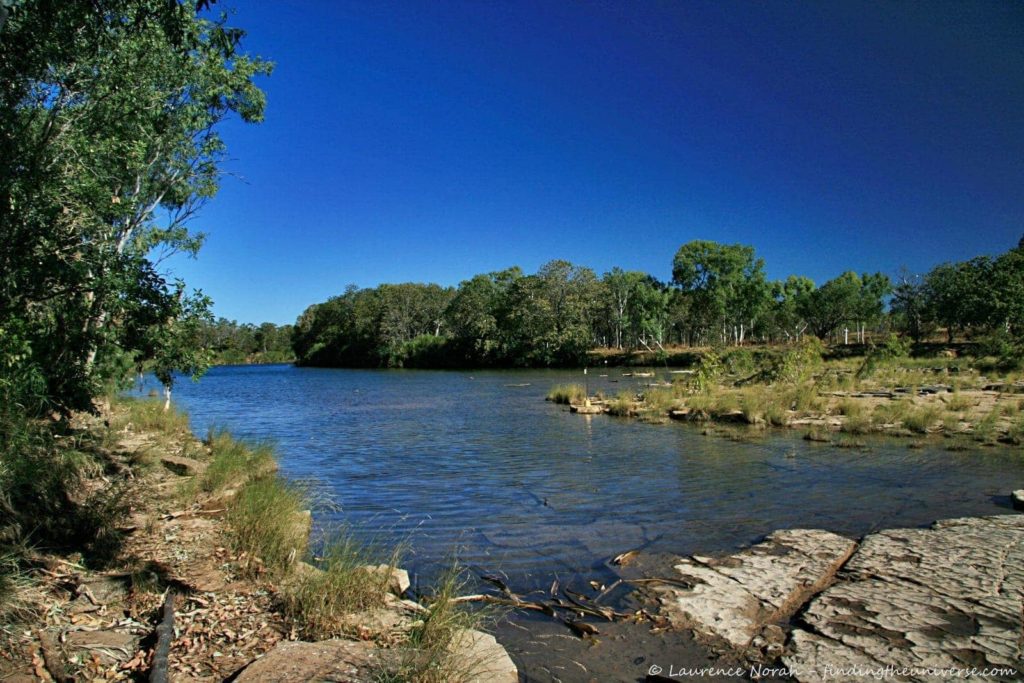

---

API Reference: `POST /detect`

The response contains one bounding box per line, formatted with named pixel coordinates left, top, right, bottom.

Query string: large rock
left=1011, top=489, right=1024, bottom=511
left=656, top=529, right=856, bottom=650
left=784, top=515, right=1024, bottom=681
left=450, top=628, right=519, bottom=683
left=232, top=629, right=519, bottom=683
left=234, top=640, right=387, bottom=683
left=360, top=564, right=411, bottom=596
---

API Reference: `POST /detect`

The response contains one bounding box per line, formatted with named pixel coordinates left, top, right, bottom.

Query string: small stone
left=1012, top=489, right=1024, bottom=511
left=160, top=454, right=206, bottom=477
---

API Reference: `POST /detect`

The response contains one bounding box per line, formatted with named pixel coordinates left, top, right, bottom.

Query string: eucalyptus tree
left=671, top=240, right=770, bottom=345
left=800, top=271, right=890, bottom=342
left=444, top=267, right=522, bottom=364
left=925, top=257, right=993, bottom=342
left=0, top=0, right=270, bottom=412
left=768, top=275, right=815, bottom=342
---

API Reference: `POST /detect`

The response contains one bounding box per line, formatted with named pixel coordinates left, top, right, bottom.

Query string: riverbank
left=0, top=399, right=516, bottom=682
left=552, top=345, right=1024, bottom=448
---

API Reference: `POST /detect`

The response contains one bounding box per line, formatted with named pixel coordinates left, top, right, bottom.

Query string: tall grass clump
left=605, top=391, right=636, bottom=417
left=640, top=388, right=676, bottom=416
left=546, top=384, right=586, bottom=405
left=112, top=396, right=190, bottom=434
left=227, top=476, right=306, bottom=578
left=384, top=564, right=489, bottom=683
left=904, top=405, right=942, bottom=434
left=841, top=413, right=873, bottom=435
left=200, top=429, right=276, bottom=493
left=281, top=529, right=400, bottom=639
left=943, top=392, right=975, bottom=412
left=872, top=400, right=911, bottom=425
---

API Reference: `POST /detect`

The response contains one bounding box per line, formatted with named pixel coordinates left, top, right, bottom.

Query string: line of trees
left=199, top=319, right=294, bottom=365
left=293, top=238, right=1024, bottom=369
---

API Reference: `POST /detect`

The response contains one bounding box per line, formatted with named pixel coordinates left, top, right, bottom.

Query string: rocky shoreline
left=0, top=405, right=518, bottom=683
left=652, top=515, right=1023, bottom=682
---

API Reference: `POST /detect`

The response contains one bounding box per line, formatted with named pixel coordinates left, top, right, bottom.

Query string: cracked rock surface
left=656, top=516, right=1023, bottom=682
left=784, top=515, right=1024, bottom=682
left=655, top=529, right=857, bottom=650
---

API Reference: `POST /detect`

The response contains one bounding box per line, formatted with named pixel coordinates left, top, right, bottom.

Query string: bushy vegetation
left=198, top=318, right=295, bottom=365
left=281, top=529, right=401, bottom=639
left=546, top=384, right=586, bottom=405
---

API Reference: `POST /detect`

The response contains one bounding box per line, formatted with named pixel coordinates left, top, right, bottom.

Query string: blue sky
left=170, top=0, right=1024, bottom=325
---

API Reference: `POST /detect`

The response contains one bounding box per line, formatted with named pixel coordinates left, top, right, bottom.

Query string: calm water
left=135, top=363, right=1023, bottom=592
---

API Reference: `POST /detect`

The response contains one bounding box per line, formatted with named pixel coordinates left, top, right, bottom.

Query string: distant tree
left=671, top=241, right=769, bottom=345
left=768, top=275, right=815, bottom=342
left=924, top=257, right=993, bottom=342
left=801, top=271, right=889, bottom=342
left=890, top=270, right=931, bottom=342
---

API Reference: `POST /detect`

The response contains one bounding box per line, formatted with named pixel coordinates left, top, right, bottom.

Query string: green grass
left=903, top=406, right=942, bottom=434
left=0, top=550, right=42, bottom=625
left=841, top=413, right=873, bottom=435
left=836, top=399, right=864, bottom=417
left=639, top=388, right=676, bottom=417
left=281, top=528, right=400, bottom=639
left=972, top=411, right=1000, bottom=444
left=381, top=563, right=490, bottom=683
left=605, top=391, right=636, bottom=417
left=872, top=400, right=912, bottom=425
left=227, top=476, right=307, bottom=578
left=200, top=429, right=276, bottom=493
left=110, top=396, right=190, bottom=435
left=546, top=384, right=586, bottom=405
left=943, top=392, right=975, bottom=412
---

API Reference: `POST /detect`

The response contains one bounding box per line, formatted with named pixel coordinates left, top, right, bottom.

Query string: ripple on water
left=133, top=364, right=1024, bottom=591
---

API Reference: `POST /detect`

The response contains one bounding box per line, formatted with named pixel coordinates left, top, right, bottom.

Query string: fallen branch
left=150, top=592, right=175, bottom=683
left=37, top=630, right=71, bottom=683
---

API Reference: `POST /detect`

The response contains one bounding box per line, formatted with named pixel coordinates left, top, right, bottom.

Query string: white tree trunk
left=163, top=385, right=172, bottom=412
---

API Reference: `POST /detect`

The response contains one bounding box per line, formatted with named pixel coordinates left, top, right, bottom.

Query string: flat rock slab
left=451, top=628, right=520, bottom=683
left=785, top=515, right=1024, bottom=682
left=656, top=529, right=857, bottom=650
left=234, top=639, right=387, bottom=683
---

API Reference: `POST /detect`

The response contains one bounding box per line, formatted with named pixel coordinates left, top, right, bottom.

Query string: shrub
left=762, top=337, right=824, bottom=384
left=857, top=334, right=912, bottom=379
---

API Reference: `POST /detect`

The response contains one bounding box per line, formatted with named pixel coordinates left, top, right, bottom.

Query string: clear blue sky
left=169, top=0, right=1024, bottom=325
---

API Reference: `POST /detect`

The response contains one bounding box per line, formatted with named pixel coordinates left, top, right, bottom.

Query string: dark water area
left=134, top=363, right=1023, bottom=595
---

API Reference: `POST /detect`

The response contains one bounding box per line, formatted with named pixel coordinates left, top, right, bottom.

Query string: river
left=134, top=363, right=1023, bottom=680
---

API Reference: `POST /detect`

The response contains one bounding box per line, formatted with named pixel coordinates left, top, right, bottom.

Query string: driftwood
left=150, top=592, right=175, bottom=683
left=37, top=630, right=71, bottom=683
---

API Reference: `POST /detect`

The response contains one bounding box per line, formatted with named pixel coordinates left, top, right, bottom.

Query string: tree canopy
left=0, top=0, right=270, bottom=414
